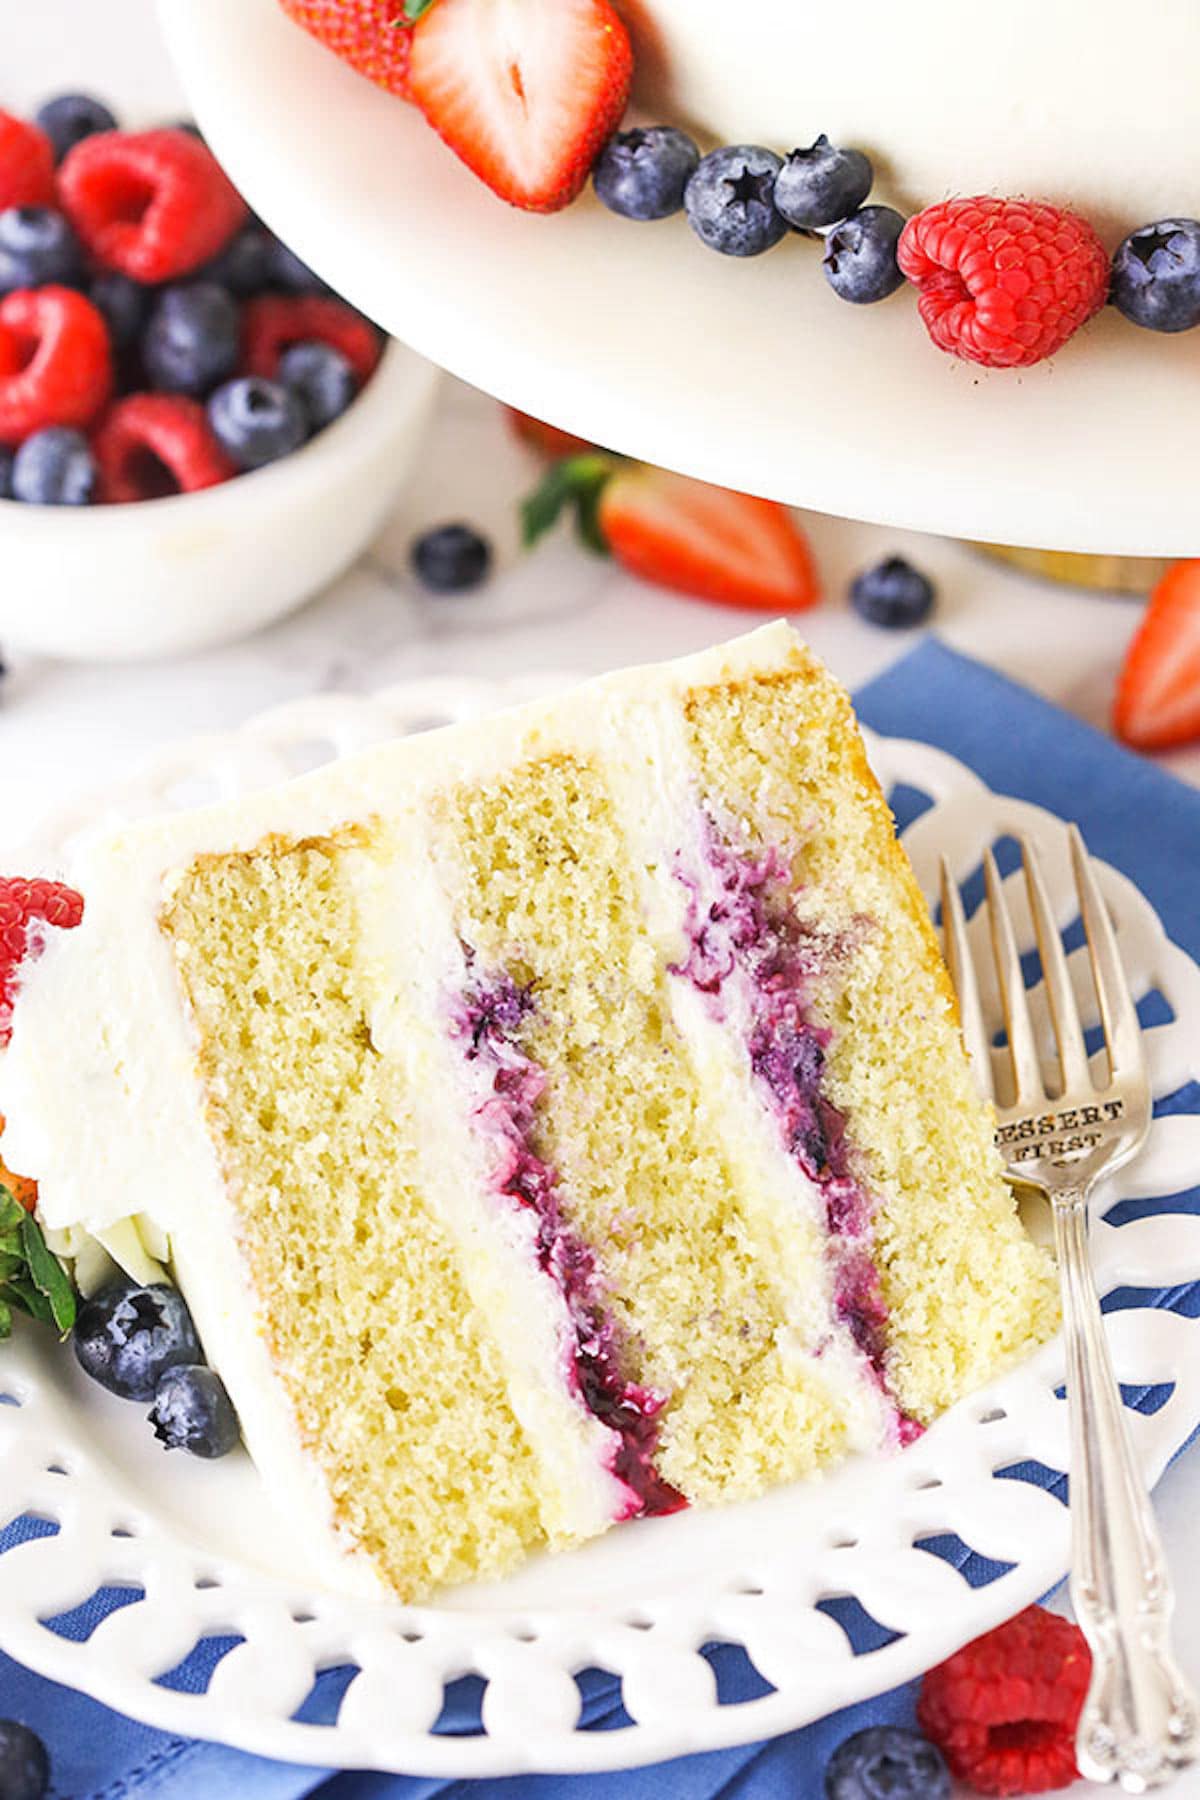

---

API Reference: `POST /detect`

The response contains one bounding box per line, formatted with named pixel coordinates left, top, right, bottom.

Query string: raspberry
left=0, top=287, right=113, bottom=444
left=0, top=878, right=84, bottom=1049
left=241, top=295, right=381, bottom=386
left=93, top=394, right=235, bottom=502
left=897, top=197, right=1110, bottom=369
left=59, top=128, right=246, bottom=284
left=918, top=1606, right=1091, bottom=1796
left=0, top=1118, right=37, bottom=1213
left=0, top=112, right=56, bottom=210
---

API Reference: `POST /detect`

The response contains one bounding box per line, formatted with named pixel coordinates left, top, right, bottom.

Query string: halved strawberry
left=1114, top=560, right=1200, bottom=750
left=277, top=0, right=417, bottom=100
left=408, top=0, right=634, bottom=213
left=505, top=406, right=595, bottom=460
left=600, top=467, right=820, bottom=612
left=522, top=455, right=821, bottom=612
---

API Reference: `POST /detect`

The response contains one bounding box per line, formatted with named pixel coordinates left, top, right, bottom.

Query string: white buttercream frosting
left=622, top=0, right=1200, bottom=234
left=345, top=826, right=629, bottom=1543
left=609, top=689, right=893, bottom=1455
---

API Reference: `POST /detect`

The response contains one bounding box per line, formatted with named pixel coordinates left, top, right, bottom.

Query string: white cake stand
left=158, top=0, right=1200, bottom=558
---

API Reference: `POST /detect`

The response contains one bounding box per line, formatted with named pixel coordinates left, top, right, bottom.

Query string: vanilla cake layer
left=1, top=625, right=1058, bottom=1601
left=159, top=834, right=607, bottom=1596
left=619, top=0, right=1200, bottom=234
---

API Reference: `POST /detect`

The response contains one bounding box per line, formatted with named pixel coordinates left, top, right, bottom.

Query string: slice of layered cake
left=0, top=624, right=1057, bottom=1600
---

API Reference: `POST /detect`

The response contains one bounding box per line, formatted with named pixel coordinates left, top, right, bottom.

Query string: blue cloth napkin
left=3, top=638, right=1199, bottom=1799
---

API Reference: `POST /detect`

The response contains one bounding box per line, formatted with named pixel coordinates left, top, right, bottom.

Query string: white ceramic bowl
left=0, top=341, right=440, bottom=662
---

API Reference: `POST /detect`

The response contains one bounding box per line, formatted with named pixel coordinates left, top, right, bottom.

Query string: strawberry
left=408, top=0, right=633, bottom=213
left=522, top=455, right=820, bottom=613
left=1114, top=559, right=1200, bottom=750
left=276, top=0, right=419, bottom=100
left=505, top=406, right=595, bottom=460
left=0, top=1118, right=37, bottom=1214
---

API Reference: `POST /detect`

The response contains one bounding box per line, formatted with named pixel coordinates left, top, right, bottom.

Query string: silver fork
left=939, top=826, right=1199, bottom=1793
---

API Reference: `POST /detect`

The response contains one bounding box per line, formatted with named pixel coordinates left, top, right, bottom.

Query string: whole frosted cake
left=274, top=0, right=1200, bottom=372
left=621, top=0, right=1200, bottom=232
left=0, top=626, right=1057, bottom=1600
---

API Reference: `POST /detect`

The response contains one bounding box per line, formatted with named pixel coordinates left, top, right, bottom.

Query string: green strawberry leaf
left=401, top=0, right=438, bottom=21
left=0, top=1295, right=10, bottom=1340
left=521, top=454, right=615, bottom=555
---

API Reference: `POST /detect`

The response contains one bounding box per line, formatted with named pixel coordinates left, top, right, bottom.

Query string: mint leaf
left=0, top=1187, right=26, bottom=1241
left=520, top=454, right=614, bottom=553
left=0, top=1182, right=77, bottom=1339
left=20, top=1215, right=76, bottom=1335
left=3, top=1276, right=54, bottom=1327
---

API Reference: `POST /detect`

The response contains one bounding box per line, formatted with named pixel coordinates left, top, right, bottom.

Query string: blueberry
left=823, top=206, right=906, bottom=303
left=411, top=522, right=493, bottom=593
left=270, top=240, right=332, bottom=295
left=73, top=1280, right=202, bottom=1401
left=0, top=1719, right=49, bottom=1800
left=850, top=556, right=935, bottom=628
left=35, top=92, right=117, bottom=162
left=1110, top=218, right=1200, bottom=333
left=774, top=135, right=873, bottom=231
left=593, top=126, right=700, bottom=221
left=208, top=376, right=309, bottom=470
left=150, top=1365, right=240, bottom=1458
left=0, top=447, right=13, bottom=500
left=684, top=145, right=787, bottom=257
left=200, top=223, right=278, bottom=297
left=0, top=206, right=84, bottom=295
left=279, top=340, right=357, bottom=431
left=12, top=428, right=96, bottom=506
left=826, top=1726, right=950, bottom=1800
left=88, top=270, right=149, bottom=352
left=143, top=282, right=240, bottom=396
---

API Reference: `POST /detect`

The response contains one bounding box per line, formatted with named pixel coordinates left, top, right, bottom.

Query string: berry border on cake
left=278, top=0, right=1200, bottom=374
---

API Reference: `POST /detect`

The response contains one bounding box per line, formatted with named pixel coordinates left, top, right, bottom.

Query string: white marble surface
left=3, top=373, right=1197, bottom=854
left=3, top=6, right=1200, bottom=1792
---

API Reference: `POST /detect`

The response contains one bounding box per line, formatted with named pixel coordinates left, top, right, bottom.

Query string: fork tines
left=939, top=826, right=1143, bottom=1107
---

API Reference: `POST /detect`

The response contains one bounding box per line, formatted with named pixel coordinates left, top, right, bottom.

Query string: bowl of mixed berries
left=0, top=96, right=438, bottom=660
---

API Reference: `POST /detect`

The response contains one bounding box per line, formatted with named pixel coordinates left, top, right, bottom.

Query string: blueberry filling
left=672, top=818, right=918, bottom=1433
left=452, top=966, right=686, bottom=1518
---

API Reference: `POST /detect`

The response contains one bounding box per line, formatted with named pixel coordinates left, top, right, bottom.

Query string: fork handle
left=1053, top=1187, right=1198, bottom=1791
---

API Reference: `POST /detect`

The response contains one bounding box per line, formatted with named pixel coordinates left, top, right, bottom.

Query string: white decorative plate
left=1, top=674, right=1199, bottom=1778
left=158, top=0, right=1200, bottom=558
